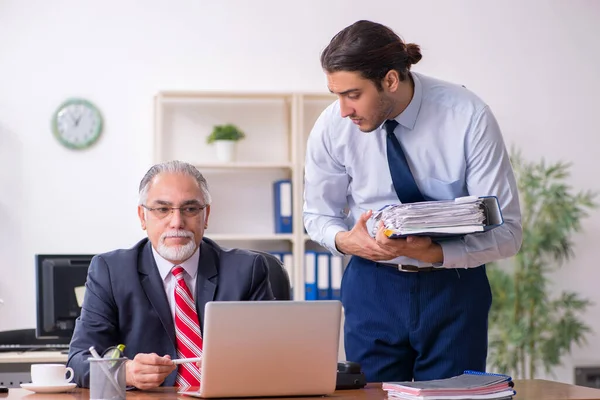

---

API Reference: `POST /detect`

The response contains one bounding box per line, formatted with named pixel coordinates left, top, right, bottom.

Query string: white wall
left=1, top=0, right=599, bottom=383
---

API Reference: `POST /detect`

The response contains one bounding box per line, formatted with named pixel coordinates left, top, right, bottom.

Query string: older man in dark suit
left=67, top=160, right=274, bottom=389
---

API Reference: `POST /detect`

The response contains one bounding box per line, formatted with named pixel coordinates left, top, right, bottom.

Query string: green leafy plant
left=487, top=148, right=597, bottom=379
left=206, top=124, right=245, bottom=144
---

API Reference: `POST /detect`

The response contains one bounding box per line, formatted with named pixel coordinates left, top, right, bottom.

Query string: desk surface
left=4, top=380, right=600, bottom=400
left=0, top=351, right=67, bottom=364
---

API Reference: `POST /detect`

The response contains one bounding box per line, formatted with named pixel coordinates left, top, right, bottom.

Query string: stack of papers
left=371, top=196, right=500, bottom=238
left=382, top=371, right=515, bottom=400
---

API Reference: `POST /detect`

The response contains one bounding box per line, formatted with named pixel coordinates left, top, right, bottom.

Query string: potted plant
left=487, top=148, right=597, bottom=379
left=206, top=123, right=246, bottom=162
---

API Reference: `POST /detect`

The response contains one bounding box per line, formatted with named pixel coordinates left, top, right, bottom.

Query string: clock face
left=52, top=98, right=103, bottom=149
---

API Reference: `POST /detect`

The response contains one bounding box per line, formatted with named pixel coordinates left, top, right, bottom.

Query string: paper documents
left=371, top=196, right=503, bottom=238
left=382, top=370, right=515, bottom=400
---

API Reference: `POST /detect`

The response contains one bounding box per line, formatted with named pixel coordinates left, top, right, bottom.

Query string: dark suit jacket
left=67, top=237, right=274, bottom=387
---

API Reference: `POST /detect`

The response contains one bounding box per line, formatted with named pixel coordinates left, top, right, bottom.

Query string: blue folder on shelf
left=273, top=179, right=293, bottom=233
left=316, top=253, right=331, bottom=300
left=304, top=251, right=318, bottom=301
left=330, top=255, right=343, bottom=301
left=375, top=196, right=504, bottom=239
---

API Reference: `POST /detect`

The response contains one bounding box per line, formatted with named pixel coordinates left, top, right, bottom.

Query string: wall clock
left=51, top=98, right=103, bottom=149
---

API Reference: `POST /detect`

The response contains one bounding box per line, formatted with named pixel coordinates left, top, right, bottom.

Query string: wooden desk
left=4, top=380, right=600, bottom=400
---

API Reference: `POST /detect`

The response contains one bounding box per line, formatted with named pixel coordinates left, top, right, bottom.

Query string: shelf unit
left=154, top=91, right=336, bottom=300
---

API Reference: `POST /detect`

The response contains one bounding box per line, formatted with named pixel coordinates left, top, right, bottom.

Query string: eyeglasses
left=142, top=204, right=207, bottom=219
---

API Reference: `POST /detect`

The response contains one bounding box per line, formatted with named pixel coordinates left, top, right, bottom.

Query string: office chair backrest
left=251, top=251, right=291, bottom=300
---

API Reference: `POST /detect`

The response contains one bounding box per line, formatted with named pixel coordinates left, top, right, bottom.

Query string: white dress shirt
left=152, top=245, right=200, bottom=324
left=303, top=72, right=522, bottom=268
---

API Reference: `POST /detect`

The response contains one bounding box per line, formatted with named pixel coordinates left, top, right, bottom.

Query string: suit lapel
left=138, top=241, right=176, bottom=346
left=195, top=240, right=219, bottom=333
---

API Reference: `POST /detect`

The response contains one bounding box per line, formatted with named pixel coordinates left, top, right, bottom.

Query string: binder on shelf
left=330, top=255, right=343, bottom=301
left=273, top=179, right=292, bottom=234
left=281, top=252, right=293, bottom=298
left=268, top=251, right=293, bottom=299
left=268, top=252, right=283, bottom=262
left=304, top=251, right=318, bottom=300
left=281, top=252, right=293, bottom=277
left=317, top=253, right=331, bottom=300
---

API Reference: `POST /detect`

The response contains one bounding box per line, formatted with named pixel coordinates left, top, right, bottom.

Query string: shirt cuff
left=322, top=225, right=347, bottom=257
left=439, top=240, right=466, bottom=268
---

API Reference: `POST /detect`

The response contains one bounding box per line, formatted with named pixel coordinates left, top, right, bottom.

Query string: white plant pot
left=214, top=140, right=237, bottom=162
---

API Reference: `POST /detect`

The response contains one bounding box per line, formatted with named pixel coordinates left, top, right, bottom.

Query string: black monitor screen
left=35, top=254, right=95, bottom=339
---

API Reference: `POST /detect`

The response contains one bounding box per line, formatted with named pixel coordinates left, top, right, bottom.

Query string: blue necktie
left=385, top=119, right=425, bottom=203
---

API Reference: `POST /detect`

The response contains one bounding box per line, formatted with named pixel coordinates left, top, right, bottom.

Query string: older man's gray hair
left=138, top=160, right=212, bottom=205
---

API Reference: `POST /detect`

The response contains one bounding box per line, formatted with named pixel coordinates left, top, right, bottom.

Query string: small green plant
left=206, top=124, right=245, bottom=144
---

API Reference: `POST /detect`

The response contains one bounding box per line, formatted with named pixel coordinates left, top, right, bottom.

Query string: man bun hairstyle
left=321, top=20, right=422, bottom=90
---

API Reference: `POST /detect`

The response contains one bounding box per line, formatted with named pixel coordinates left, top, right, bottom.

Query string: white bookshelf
left=154, top=91, right=336, bottom=300
left=207, top=233, right=295, bottom=242
left=192, top=162, right=294, bottom=169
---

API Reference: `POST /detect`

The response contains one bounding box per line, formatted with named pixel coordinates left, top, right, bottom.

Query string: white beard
left=157, top=230, right=197, bottom=262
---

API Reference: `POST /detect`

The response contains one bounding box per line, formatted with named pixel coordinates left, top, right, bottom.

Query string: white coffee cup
left=30, top=364, right=74, bottom=386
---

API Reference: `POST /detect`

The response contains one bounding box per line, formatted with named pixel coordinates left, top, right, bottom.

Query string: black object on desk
left=0, top=343, right=70, bottom=352
left=0, top=328, right=70, bottom=352
left=336, top=361, right=367, bottom=390
left=0, top=386, right=7, bottom=393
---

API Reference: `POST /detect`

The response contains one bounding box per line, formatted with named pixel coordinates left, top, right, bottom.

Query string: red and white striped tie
left=172, top=266, right=203, bottom=388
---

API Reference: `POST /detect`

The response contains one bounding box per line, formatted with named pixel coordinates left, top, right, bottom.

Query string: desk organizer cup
left=30, top=363, right=74, bottom=385
left=88, top=357, right=127, bottom=400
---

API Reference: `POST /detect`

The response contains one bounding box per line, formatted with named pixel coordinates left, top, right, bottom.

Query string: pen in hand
left=172, top=357, right=202, bottom=365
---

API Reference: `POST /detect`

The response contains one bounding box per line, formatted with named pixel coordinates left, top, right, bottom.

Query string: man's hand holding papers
left=341, top=196, right=503, bottom=266
left=371, top=196, right=491, bottom=238
left=335, top=210, right=399, bottom=261
left=334, top=196, right=501, bottom=264
left=334, top=210, right=444, bottom=264
left=374, top=220, right=444, bottom=264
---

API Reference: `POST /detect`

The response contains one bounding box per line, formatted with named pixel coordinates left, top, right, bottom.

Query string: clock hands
left=70, top=113, right=82, bottom=127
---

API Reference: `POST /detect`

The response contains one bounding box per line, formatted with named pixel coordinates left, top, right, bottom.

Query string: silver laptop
left=179, top=300, right=342, bottom=398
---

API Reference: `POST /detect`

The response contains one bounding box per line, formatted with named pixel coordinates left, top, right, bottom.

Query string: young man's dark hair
left=320, top=20, right=422, bottom=89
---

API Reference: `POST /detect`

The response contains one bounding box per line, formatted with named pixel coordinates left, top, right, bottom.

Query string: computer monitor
left=35, top=254, right=95, bottom=340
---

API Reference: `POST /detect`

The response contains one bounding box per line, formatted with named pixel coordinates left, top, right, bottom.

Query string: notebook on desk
left=382, top=370, right=515, bottom=399
left=179, top=300, right=342, bottom=399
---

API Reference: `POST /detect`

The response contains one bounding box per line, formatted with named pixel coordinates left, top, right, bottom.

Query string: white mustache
left=161, top=230, right=193, bottom=241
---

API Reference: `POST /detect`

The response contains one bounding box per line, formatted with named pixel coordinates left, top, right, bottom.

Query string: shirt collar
left=388, top=72, right=423, bottom=130
left=152, top=244, right=201, bottom=282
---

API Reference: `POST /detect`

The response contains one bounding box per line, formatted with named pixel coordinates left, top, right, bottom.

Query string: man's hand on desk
left=125, top=353, right=176, bottom=390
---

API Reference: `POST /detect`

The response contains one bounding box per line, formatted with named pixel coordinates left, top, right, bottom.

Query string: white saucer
left=20, top=382, right=77, bottom=393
